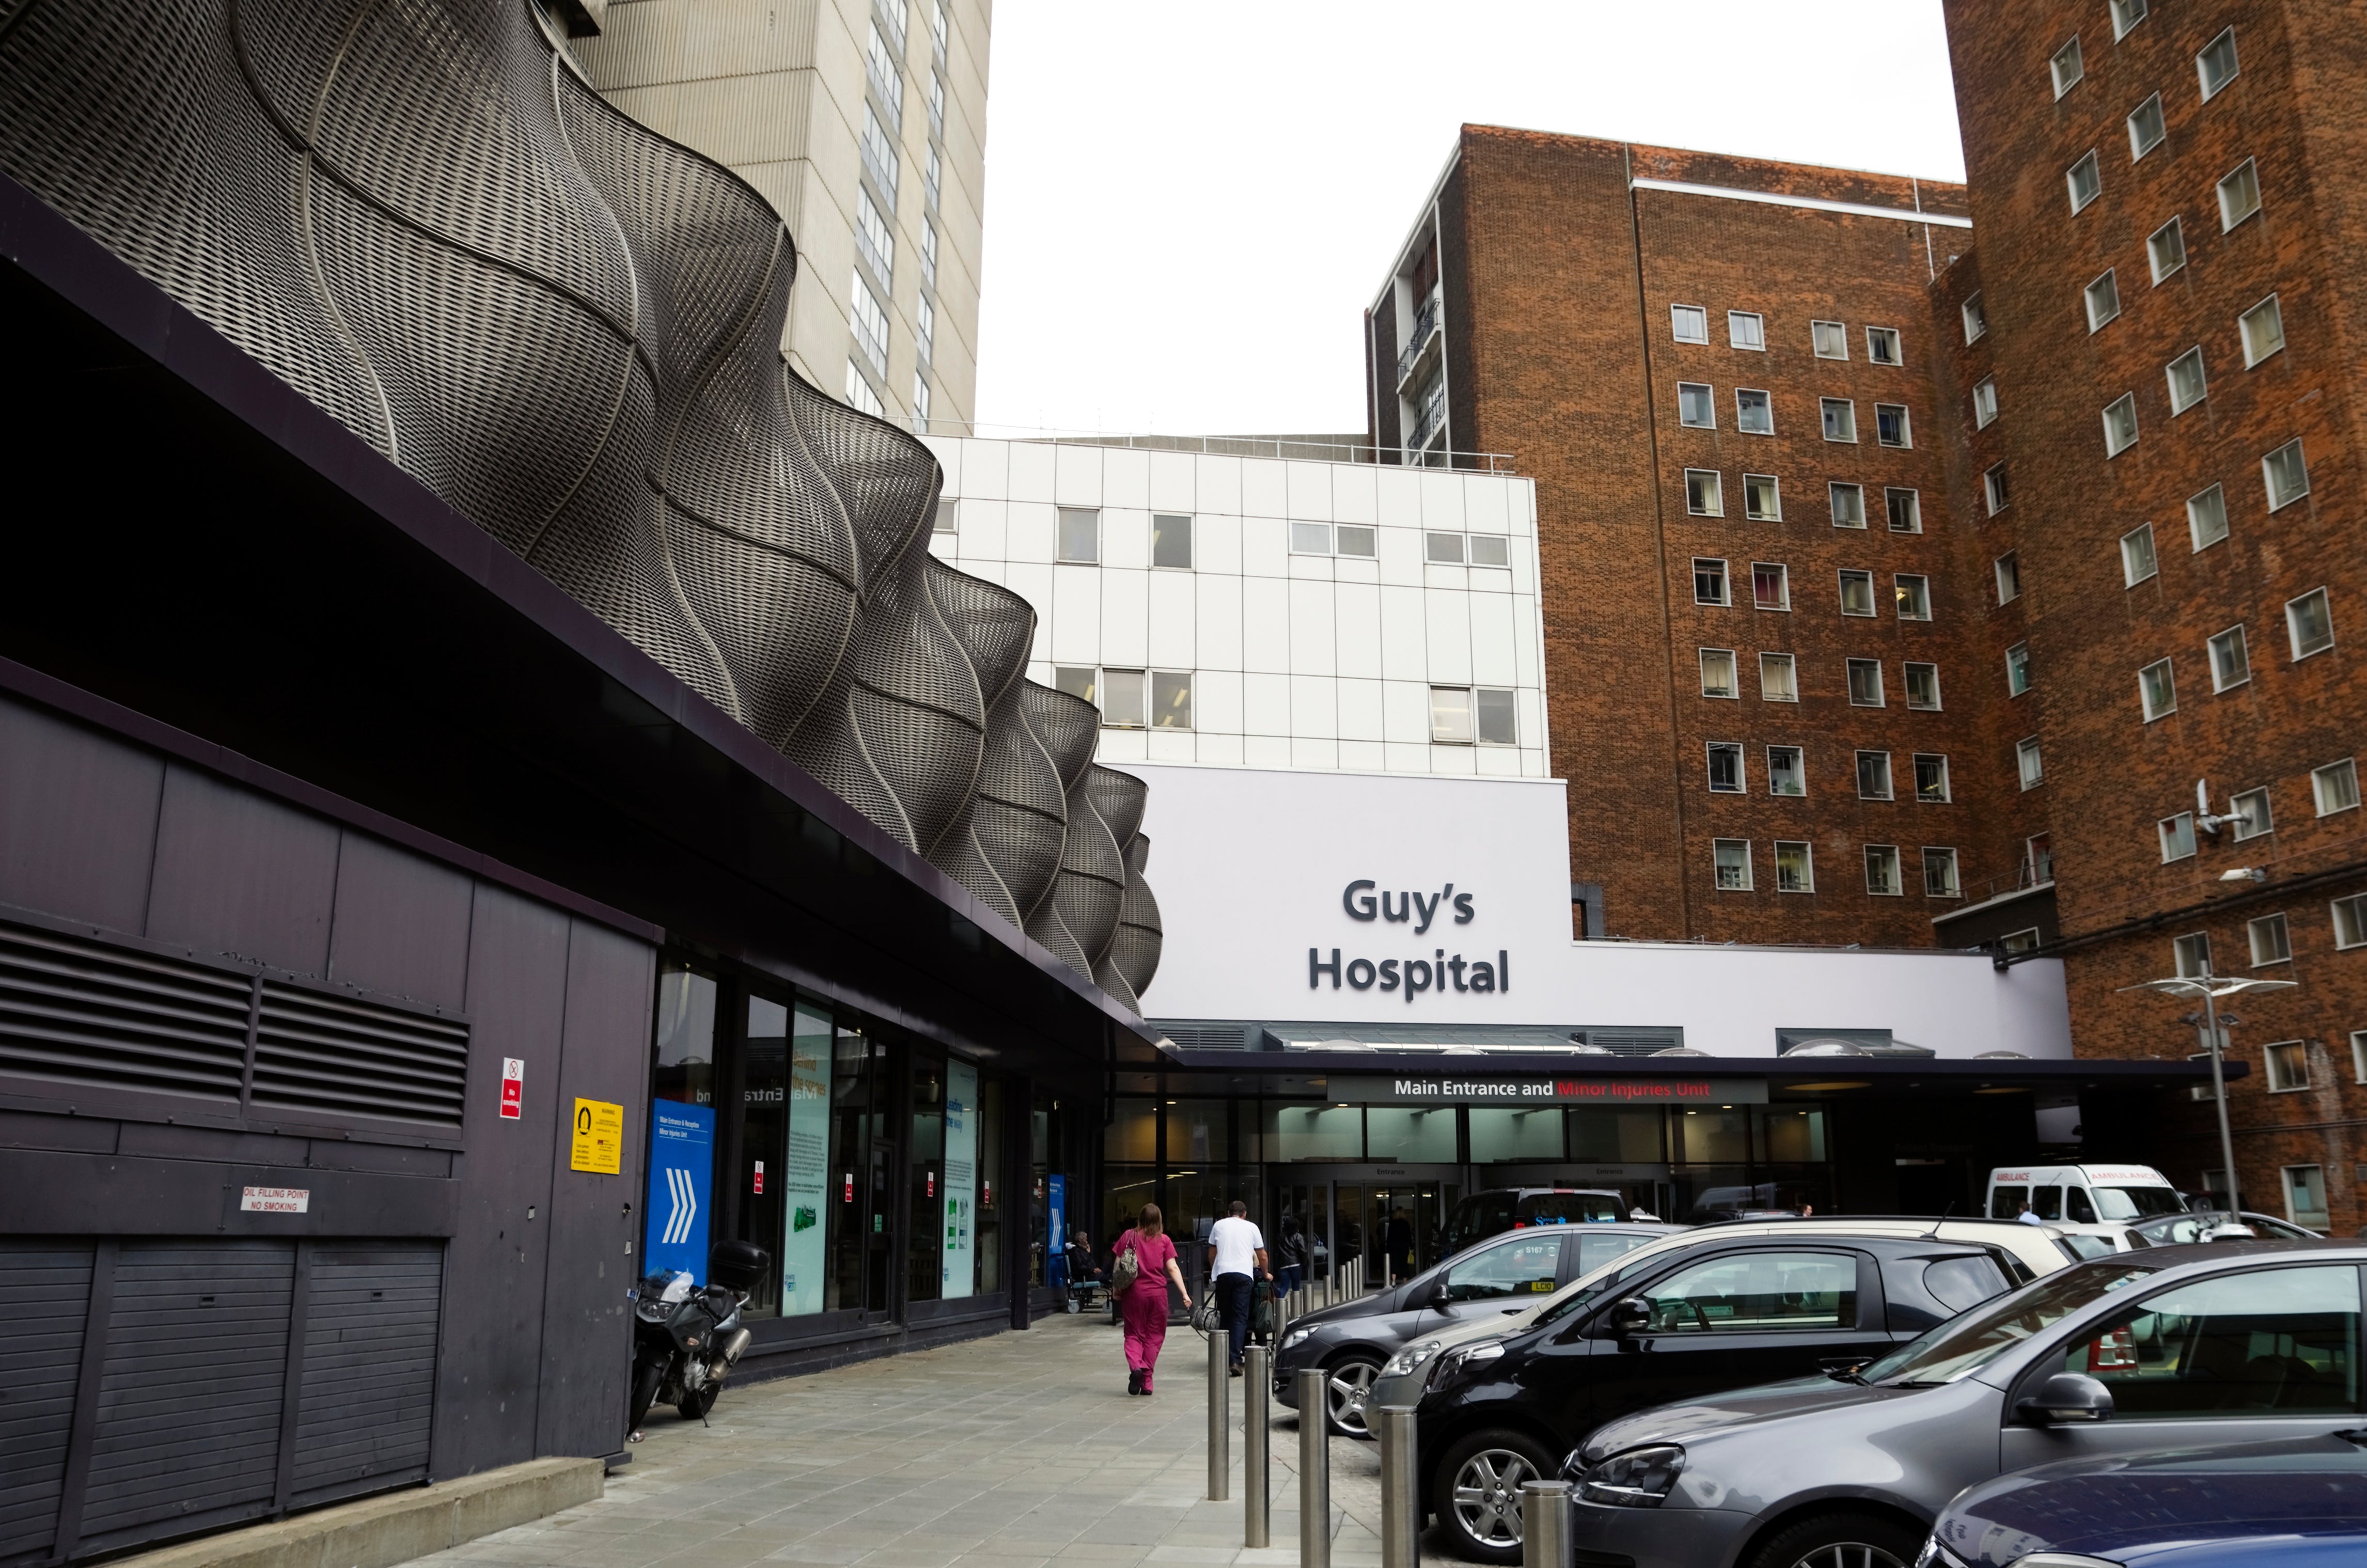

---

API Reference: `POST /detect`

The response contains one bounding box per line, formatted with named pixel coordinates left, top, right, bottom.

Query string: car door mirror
left=1428, top=1280, right=1453, bottom=1312
left=2014, top=1372, right=2114, bottom=1425
left=1607, top=1296, right=1652, bottom=1336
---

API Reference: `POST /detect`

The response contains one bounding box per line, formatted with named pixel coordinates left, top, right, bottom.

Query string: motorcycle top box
left=709, top=1238, right=770, bottom=1292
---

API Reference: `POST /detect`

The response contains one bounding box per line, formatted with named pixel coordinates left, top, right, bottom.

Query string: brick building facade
left=1362, top=0, right=2367, bottom=1232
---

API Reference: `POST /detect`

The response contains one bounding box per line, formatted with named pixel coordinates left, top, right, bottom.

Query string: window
left=910, top=374, right=930, bottom=432
left=914, top=294, right=934, bottom=364
left=1923, top=848, right=1960, bottom=898
left=919, top=219, right=938, bottom=288
left=1735, top=388, right=1773, bottom=435
left=1470, top=535, right=1510, bottom=568
left=2313, top=759, right=2359, bottom=817
left=2017, top=736, right=2044, bottom=790
left=1745, top=474, right=1781, bottom=521
left=2166, top=348, right=2208, bottom=414
left=1962, top=294, right=1988, bottom=344
left=1864, top=845, right=1902, bottom=896
left=1973, top=378, right=1999, bottom=428
left=2084, top=270, right=2122, bottom=332
left=2232, top=786, right=2273, bottom=842
left=2335, top=893, right=2367, bottom=950
left=1426, top=531, right=1467, bottom=564
left=841, top=362, right=884, bottom=415
left=1291, top=521, right=1331, bottom=554
left=1678, top=382, right=1715, bottom=428
left=1821, top=398, right=1857, bottom=442
left=1729, top=311, right=1766, bottom=351
left=923, top=142, right=941, bottom=210
left=1767, top=746, right=1805, bottom=798
left=1774, top=841, right=1814, bottom=893
left=2059, top=1263, right=2364, bottom=1411
left=1847, top=658, right=1885, bottom=707
left=1474, top=688, right=1516, bottom=744
left=2189, top=484, right=2230, bottom=551
left=2266, top=441, right=2312, bottom=511
left=1996, top=552, right=2021, bottom=604
left=2067, top=150, right=2102, bottom=212
left=2197, top=27, right=2240, bottom=99
left=1829, top=482, right=1867, bottom=529
left=2287, top=586, right=2334, bottom=658
left=1100, top=668, right=1146, bottom=728
left=2143, top=229, right=2194, bottom=301
left=1671, top=304, right=1709, bottom=343
left=1443, top=1235, right=1565, bottom=1301
left=1337, top=524, right=1376, bottom=558
left=1885, top=488, right=1921, bottom=534
left=1759, top=653, right=1797, bottom=702
left=2238, top=294, right=2286, bottom=367
left=856, top=184, right=896, bottom=284
left=1811, top=320, right=1848, bottom=359
left=1152, top=671, right=1194, bottom=730
left=2218, top=158, right=2262, bottom=229
left=2006, top=642, right=2031, bottom=696
left=928, top=70, right=945, bottom=134
left=2029, top=834, right=2052, bottom=883
left=2207, top=624, right=2250, bottom=692
left=1856, top=750, right=1894, bottom=801
left=1753, top=562, right=1790, bottom=610
left=2122, top=523, right=2159, bottom=584
left=861, top=104, right=900, bottom=205
left=2102, top=393, right=2139, bottom=456
left=2000, top=929, right=2043, bottom=955
left=1700, top=649, right=1738, bottom=698
left=2283, top=1168, right=2332, bottom=1231
left=2128, top=92, right=2166, bottom=160
left=2051, top=36, right=2084, bottom=97
left=2160, top=812, right=2198, bottom=862
left=1057, top=507, right=1100, bottom=562
left=1423, top=686, right=1515, bottom=743
left=1686, top=469, right=1725, bottom=516
left=1713, top=840, right=1753, bottom=892
left=1839, top=570, right=1876, bottom=617
left=2356, top=1031, right=2367, bottom=1084
left=849, top=270, right=890, bottom=376
left=1694, top=557, right=1730, bottom=606
left=2111, top=0, right=2148, bottom=39
left=1866, top=328, right=1906, bottom=368
left=1429, top=686, right=1473, bottom=743
left=2140, top=657, right=2177, bottom=719
left=1873, top=404, right=1911, bottom=449
left=1984, top=464, right=2011, bottom=516
left=2264, top=1035, right=2307, bottom=1087
left=2174, top=931, right=2213, bottom=977
left=1152, top=513, right=1193, bottom=569
left=1905, top=662, right=1942, bottom=711
left=1053, top=666, right=1096, bottom=704
left=1914, top=754, right=1951, bottom=803
left=932, top=499, right=959, bottom=539
left=1895, top=575, right=1932, bottom=621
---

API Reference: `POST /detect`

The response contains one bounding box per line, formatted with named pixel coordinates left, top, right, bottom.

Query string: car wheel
left=1433, top=1428, right=1554, bottom=1564
left=1746, top=1512, right=1923, bottom=1568
left=1324, top=1354, right=1384, bottom=1439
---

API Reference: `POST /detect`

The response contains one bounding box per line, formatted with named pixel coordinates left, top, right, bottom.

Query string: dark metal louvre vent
left=250, top=984, right=468, bottom=1128
left=0, top=923, right=250, bottom=1103
left=1577, top=1028, right=1685, bottom=1057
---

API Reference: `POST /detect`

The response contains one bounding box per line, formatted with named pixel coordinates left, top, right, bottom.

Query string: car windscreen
left=1856, top=1260, right=2159, bottom=1386
left=1518, top=1193, right=1622, bottom=1226
left=2092, top=1184, right=2186, bottom=1220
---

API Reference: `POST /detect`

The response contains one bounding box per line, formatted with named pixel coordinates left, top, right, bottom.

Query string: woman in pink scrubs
left=1117, top=1202, right=1190, bottom=1395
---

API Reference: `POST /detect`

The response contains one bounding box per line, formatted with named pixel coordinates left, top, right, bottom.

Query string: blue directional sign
left=644, top=1101, right=713, bottom=1283
left=1046, top=1172, right=1067, bottom=1289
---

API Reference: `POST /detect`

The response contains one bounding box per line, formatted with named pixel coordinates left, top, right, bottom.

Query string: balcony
left=1393, top=289, right=1441, bottom=394
left=1405, top=379, right=1447, bottom=456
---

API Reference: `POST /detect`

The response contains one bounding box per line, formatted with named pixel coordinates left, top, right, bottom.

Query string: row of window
left=1713, top=840, right=1961, bottom=898
left=846, top=1, right=948, bottom=424
left=1676, top=385, right=1913, bottom=447
left=2257, top=1030, right=2367, bottom=1096
left=2157, top=759, right=2361, bottom=863
left=1043, top=667, right=1525, bottom=747
left=1691, top=559, right=1934, bottom=620
left=2169, top=891, right=2367, bottom=990
left=1670, top=307, right=1906, bottom=367
left=2136, top=588, right=2338, bottom=721
left=1002, top=508, right=1522, bottom=572
left=2051, top=18, right=2241, bottom=120
left=1698, top=649, right=1941, bottom=710
left=1680, top=473, right=1924, bottom=532
left=1705, top=744, right=1953, bottom=804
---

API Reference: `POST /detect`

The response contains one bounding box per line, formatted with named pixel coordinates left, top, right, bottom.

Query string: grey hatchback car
left=1276, top=1222, right=1678, bottom=1437
left=1560, top=1241, right=2366, bottom=1568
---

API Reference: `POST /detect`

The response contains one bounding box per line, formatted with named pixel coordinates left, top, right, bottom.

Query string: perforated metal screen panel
left=0, top=0, right=1156, bottom=1005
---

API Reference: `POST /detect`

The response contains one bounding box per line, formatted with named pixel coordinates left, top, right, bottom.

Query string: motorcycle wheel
left=628, top=1359, right=665, bottom=1432
left=677, top=1381, right=720, bottom=1421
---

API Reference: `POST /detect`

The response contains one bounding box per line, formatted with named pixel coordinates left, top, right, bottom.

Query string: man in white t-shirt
left=1206, top=1201, right=1268, bottom=1375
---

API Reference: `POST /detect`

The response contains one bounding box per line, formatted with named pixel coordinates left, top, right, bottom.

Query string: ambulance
left=1984, top=1163, right=2187, bottom=1224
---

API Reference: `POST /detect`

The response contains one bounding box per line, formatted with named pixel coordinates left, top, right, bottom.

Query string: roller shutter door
left=0, top=1244, right=94, bottom=1562
left=290, top=1246, right=442, bottom=1503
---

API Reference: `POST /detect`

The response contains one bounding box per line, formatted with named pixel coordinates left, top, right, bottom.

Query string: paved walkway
left=410, top=1312, right=1449, bottom=1568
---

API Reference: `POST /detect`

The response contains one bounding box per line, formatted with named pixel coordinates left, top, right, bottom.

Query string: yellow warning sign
left=571, top=1097, right=624, bottom=1174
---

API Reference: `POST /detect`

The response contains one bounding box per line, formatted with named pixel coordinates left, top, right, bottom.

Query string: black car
left=1276, top=1221, right=1679, bottom=1437
left=1415, top=1228, right=2024, bottom=1561
left=1440, top=1188, right=1635, bottom=1253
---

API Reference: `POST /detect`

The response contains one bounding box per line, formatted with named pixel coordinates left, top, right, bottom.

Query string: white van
left=1985, top=1163, right=2186, bottom=1225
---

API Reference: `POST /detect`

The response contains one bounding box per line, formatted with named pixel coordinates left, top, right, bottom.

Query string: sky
left=970, top=1, right=1967, bottom=440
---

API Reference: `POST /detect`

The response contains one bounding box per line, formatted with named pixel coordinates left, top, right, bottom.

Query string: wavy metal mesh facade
left=0, top=0, right=1157, bottom=1006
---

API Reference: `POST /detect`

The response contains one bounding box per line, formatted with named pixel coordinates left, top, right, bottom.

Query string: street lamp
left=2119, top=972, right=2296, bottom=1218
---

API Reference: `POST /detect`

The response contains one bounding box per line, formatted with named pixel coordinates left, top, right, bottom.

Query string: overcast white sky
left=970, top=1, right=1966, bottom=440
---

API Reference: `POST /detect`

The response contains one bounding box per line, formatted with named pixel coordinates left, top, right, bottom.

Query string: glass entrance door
left=867, top=1141, right=896, bottom=1312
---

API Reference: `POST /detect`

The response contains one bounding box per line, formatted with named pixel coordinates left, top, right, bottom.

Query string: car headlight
left=1577, top=1444, right=1684, bottom=1508
left=1281, top=1326, right=1316, bottom=1350
left=1384, top=1338, right=1445, bottom=1378
left=1423, top=1338, right=1504, bottom=1390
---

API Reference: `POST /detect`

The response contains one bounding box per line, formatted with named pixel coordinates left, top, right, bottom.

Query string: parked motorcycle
left=628, top=1239, right=768, bottom=1432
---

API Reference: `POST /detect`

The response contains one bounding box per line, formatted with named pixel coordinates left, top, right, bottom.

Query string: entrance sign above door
left=1328, top=1074, right=1768, bottom=1106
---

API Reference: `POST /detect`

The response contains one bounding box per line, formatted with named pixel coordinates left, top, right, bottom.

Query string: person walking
left=1118, top=1202, right=1188, bottom=1395
left=1205, top=1200, right=1268, bottom=1376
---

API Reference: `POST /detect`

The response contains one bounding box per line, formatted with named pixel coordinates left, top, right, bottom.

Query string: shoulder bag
left=1109, top=1238, right=1140, bottom=1293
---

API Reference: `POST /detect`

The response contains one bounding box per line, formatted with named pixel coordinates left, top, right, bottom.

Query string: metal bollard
left=1522, top=1480, right=1574, bottom=1568
left=1376, top=1405, right=1419, bottom=1568
left=1297, top=1367, right=1330, bottom=1568
left=1244, top=1344, right=1270, bottom=1547
left=1208, top=1321, right=1229, bottom=1500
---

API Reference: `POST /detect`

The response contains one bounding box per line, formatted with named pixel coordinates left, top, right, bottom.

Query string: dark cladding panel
left=291, top=1245, right=442, bottom=1503
left=325, top=835, right=474, bottom=1012
left=0, top=697, right=163, bottom=937
left=146, top=766, right=340, bottom=980
left=0, top=1242, right=92, bottom=1562
left=429, top=884, right=569, bottom=1477
left=534, top=918, right=654, bottom=1459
